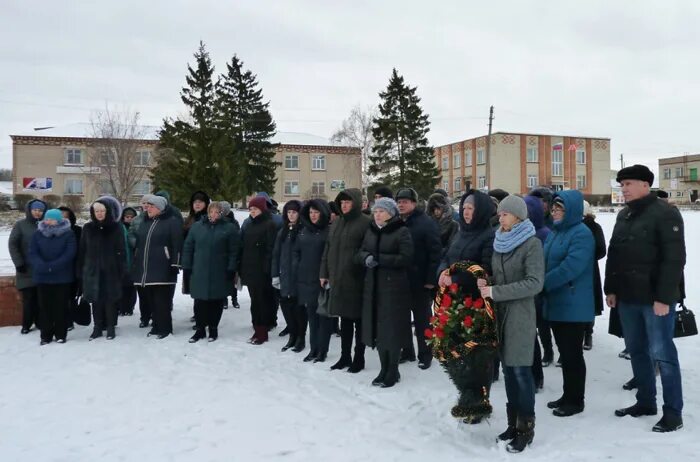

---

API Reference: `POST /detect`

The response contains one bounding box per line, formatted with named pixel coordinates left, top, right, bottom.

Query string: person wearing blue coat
left=542, top=189, right=595, bottom=417
left=28, top=209, right=77, bottom=345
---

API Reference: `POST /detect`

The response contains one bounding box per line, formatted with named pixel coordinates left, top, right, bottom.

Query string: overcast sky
left=2, top=0, right=699, bottom=175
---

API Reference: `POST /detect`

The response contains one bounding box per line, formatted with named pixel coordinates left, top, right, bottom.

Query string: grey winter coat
left=490, top=236, right=545, bottom=367
left=8, top=199, right=47, bottom=290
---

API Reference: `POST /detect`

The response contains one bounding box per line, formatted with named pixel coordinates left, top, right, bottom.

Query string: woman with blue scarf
left=478, top=195, right=544, bottom=453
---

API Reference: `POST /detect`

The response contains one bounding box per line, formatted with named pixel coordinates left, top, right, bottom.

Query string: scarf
left=494, top=219, right=536, bottom=254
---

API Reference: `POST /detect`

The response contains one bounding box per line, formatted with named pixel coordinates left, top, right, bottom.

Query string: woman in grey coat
left=8, top=199, right=47, bottom=334
left=478, top=195, right=544, bottom=454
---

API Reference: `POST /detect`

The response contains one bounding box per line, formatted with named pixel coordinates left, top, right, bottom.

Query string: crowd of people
left=8, top=163, right=686, bottom=452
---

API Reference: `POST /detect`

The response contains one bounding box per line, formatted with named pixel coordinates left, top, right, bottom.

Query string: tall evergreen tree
left=216, top=55, right=278, bottom=201
left=153, top=41, right=228, bottom=207
left=369, top=69, right=440, bottom=199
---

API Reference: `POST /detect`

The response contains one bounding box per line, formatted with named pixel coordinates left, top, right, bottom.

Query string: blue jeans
left=503, top=366, right=535, bottom=417
left=618, top=301, right=683, bottom=416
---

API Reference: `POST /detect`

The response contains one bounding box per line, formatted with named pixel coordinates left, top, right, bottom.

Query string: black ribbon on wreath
left=429, top=261, right=498, bottom=424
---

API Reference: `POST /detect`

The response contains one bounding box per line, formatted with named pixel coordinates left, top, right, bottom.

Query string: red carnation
left=429, top=316, right=438, bottom=324
left=463, top=316, right=473, bottom=328
left=440, top=294, right=452, bottom=308
left=438, top=313, right=449, bottom=325
left=435, top=327, right=445, bottom=339
left=424, top=328, right=434, bottom=339
left=449, top=283, right=459, bottom=294
left=464, top=296, right=473, bottom=308
left=473, top=298, right=484, bottom=309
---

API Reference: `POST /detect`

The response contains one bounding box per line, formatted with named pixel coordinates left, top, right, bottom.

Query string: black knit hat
left=656, top=189, right=669, bottom=199
left=616, top=164, right=654, bottom=186
left=374, top=185, right=394, bottom=199
left=488, top=188, right=509, bottom=203
left=395, top=187, right=418, bottom=202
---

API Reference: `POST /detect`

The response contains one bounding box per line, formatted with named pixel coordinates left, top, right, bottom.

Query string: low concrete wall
left=0, top=275, right=22, bottom=327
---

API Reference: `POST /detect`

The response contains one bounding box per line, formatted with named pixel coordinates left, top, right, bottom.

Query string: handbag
left=72, top=296, right=92, bottom=326
left=674, top=302, right=697, bottom=338
left=316, top=285, right=332, bottom=317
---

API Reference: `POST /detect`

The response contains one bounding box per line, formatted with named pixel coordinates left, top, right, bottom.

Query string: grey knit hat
left=372, top=197, right=399, bottom=217
left=146, top=195, right=168, bottom=212
left=497, top=195, right=528, bottom=221
left=220, top=201, right=232, bottom=216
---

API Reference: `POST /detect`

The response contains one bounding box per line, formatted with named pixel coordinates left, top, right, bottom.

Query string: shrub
left=62, top=195, right=84, bottom=212
left=13, top=194, right=35, bottom=211
left=42, top=194, right=62, bottom=209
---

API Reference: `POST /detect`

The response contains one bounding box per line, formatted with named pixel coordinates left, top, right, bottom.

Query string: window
left=453, top=152, right=461, bottom=169
left=284, top=154, right=299, bottom=170
left=132, top=180, right=152, bottom=196
left=526, top=147, right=538, bottom=163
left=576, top=149, right=586, bottom=165
left=99, top=150, right=116, bottom=166
left=454, top=177, right=461, bottom=192
left=675, top=167, right=684, bottom=178
left=64, top=179, right=83, bottom=195
left=284, top=181, right=299, bottom=196
left=663, top=168, right=671, bottom=180
left=527, top=175, right=538, bottom=188
left=312, top=155, right=326, bottom=171
left=477, top=149, right=486, bottom=165
left=442, top=179, right=449, bottom=191
left=441, top=156, right=449, bottom=170
left=311, top=181, right=325, bottom=196
left=478, top=176, right=486, bottom=189
left=577, top=175, right=586, bottom=190
left=64, top=148, right=83, bottom=165
left=552, top=149, right=563, bottom=177
left=135, top=151, right=151, bottom=167
left=465, top=151, right=472, bottom=167
left=97, top=180, right=115, bottom=195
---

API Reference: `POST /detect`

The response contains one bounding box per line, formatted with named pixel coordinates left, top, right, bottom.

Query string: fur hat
left=395, top=188, right=418, bottom=202
left=488, top=188, right=510, bottom=203
left=616, top=164, right=654, bottom=185
left=497, top=195, right=528, bottom=221
left=372, top=197, right=399, bottom=217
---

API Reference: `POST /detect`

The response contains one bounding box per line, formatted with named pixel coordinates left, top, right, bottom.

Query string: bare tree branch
left=331, top=104, right=377, bottom=192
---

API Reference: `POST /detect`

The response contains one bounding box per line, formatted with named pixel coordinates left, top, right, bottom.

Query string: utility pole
left=486, top=105, right=494, bottom=190
left=620, top=153, right=624, bottom=169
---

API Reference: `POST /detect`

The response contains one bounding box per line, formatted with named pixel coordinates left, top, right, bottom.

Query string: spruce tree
left=216, top=55, right=278, bottom=202
left=369, top=69, right=440, bottom=199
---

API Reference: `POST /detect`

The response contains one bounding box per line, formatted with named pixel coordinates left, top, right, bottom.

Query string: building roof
left=435, top=131, right=611, bottom=149
left=658, top=153, right=700, bottom=165
left=11, top=123, right=344, bottom=148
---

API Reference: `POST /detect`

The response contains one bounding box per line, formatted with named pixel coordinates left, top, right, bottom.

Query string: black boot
left=304, top=350, right=317, bottom=362
left=314, top=352, right=327, bottom=363
left=281, top=335, right=297, bottom=352
left=348, top=350, right=365, bottom=373
left=506, top=415, right=535, bottom=453
left=614, top=403, right=657, bottom=417
left=553, top=403, right=584, bottom=417
left=583, top=333, right=593, bottom=350
left=622, top=377, right=638, bottom=390
left=652, top=411, right=683, bottom=432
left=292, top=337, right=305, bottom=353
left=330, top=355, right=351, bottom=370
left=542, top=348, right=554, bottom=367
left=547, top=396, right=565, bottom=409
left=498, top=404, right=517, bottom=441
left=208, top=327, right=218, bottom=342
left=278, top=326, right=289, bottom=337
left=372, top=350, right=389, bottom=386
left=399, top=347, right=416, bottom=364
left=189, top=328, right=206, bottom=343
left=89, top=328, right=102, bottom=341
left=381, top=350, right=401, bottom=388
left=106, top=326, right=116, bottom=340
left=139, top=320, right=149, bottom=328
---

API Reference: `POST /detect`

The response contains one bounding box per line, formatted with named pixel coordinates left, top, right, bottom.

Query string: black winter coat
left=239, top=212, right=278, bottom=287
left=402, top=208, right=442, bottom=290
left=605, top=193, right=686, bottom=306
left=320, top=189, right=371, bottom=319
left=78, top=205, right=127, bottom=304
left=292, top=200, right=331, bottom=307
left=357, top=216, right=414, bottom=350
left=583, top=215, right=606, bottom=315
left=439, top=190, right=496, bottom=279
left=131, top=207, right=183, bottom=286
left=272, top=222, right=301, bottom=298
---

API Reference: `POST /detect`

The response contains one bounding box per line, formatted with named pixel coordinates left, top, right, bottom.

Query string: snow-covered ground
left=0, top=212, right=698, bottom=462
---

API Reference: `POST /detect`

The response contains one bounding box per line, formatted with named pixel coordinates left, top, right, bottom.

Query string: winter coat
left=131, top=206, right=183, bottom=286
left=28, top=220, right=77, bottom=285
left=356, top=216, right=414, bottom=350
left=8, top=199, right=47, bottom=289
left=320, top=188, right=372, bottom=319
left=127, top=210, right=144, bottom=251
left=78, top=198, right=127, bottom=303
left=439, top=190, right=496, bottom=278
left=58, top=206, right=82, bottom=245
left=183, top=190, right=211, bottom=235
left=182, top=216, right=239, bottom=300
left=402, top=208, right=442, bottom=290
left=238, top=211, right=278, bottom=287
left=223, top=211, right=241, bottom=232
left=491, top=236, right=545, bottom=367
left=605, top=192, right=685, bottom=306
left=292, top=199, right=331, bottom=307
left=271, top=201, right=303, bottom=298
left=427, top=193, right=458, bottom=249
left=154, top=190, right=184, bottom=226
left=524, top=196, right=550, bottom=245
left=542, top=190, right=595, bottom=323
left=583, top=215, right=606, bottom=316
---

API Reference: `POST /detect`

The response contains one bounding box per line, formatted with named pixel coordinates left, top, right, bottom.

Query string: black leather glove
left=16, top=265, right=27, bottom=273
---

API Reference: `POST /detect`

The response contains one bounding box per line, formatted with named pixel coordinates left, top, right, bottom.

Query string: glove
left=272, top=276, right=281, bottom=290
left=15, top=265, right=27, bottom=273
left=170, top=266, right=180, bottom=278
left=364, top=255, right=379, bottom=268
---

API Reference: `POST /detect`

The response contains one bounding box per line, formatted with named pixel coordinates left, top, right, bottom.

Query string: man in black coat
left=395, top=188, right=442, bottom=369
left=582, top=201, right=606, bottom=350
left=605, top=164, right=686, bottom=433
